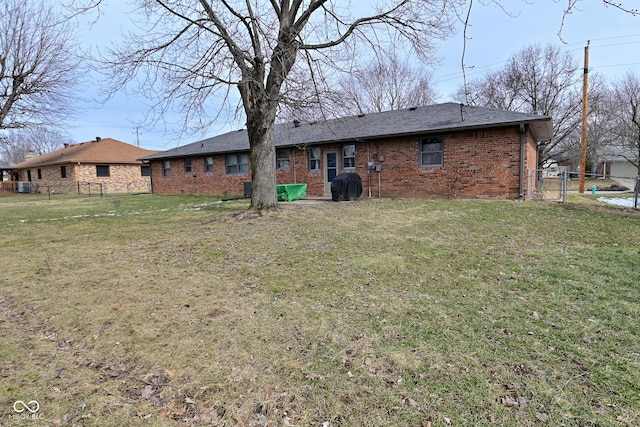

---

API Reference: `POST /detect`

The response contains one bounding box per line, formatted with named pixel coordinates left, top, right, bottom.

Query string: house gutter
left=519, top=124, right=527, bottom=199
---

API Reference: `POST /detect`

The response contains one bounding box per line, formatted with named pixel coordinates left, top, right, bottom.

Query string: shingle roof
left=141, top=103, right=552, bottom=161
left=13, top=138, right=160, bottom=169
left=600, top=147, right=639, bottom=162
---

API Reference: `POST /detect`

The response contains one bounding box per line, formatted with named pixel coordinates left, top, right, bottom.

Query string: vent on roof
left=293, top=119, right=300, bottom=127
left=409, top=107, right=417, bottom=111
left=357, top=114, right=365, bottom=118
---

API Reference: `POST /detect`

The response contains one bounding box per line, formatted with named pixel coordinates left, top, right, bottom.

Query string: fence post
left=634, top=176, right=639, bottom=210
left=562, top=171, right=568, bottom=204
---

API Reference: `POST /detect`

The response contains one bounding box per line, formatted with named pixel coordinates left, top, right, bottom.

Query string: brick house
left=141, top=103, right=552, bottom=199
left=13, top=138, right=159, bottom=195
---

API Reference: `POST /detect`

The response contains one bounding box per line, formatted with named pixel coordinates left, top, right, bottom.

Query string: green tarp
left=276, top=184, right=307, bottom=201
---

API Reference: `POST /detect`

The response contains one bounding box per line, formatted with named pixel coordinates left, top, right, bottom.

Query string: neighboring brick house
left=141, top=103, right=552, bottom=199
left=13, top=138, right=159, bottom=195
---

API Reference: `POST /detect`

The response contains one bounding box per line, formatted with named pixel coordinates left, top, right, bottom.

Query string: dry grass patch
left=1, top=194, right=639, bottom=426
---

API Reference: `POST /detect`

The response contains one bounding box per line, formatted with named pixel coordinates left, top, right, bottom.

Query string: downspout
left=144, top=160, right=153, bottom=194
left=367, top=143, right=371, bottom=198
left=293, top=150, right=297, bottom=183
left=519, top=124, right=527, bottom=199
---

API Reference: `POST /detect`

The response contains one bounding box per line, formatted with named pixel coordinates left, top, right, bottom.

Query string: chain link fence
left=4, top=181, right=152, bottom=197
left=528, top=170, right=639, bottom=209
left=635, top=176, right=639, bottom=209
left=527, top=170, right=568, bottom=203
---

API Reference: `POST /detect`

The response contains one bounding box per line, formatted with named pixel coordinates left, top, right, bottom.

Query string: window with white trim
left=343, top=144, right=355, bottom=168
left=308, top=147, right=321, bottom=171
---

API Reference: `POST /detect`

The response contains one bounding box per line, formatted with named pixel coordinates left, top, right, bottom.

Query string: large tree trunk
left=247, top=116, right=278, bottom=211
left=241, top=76, right=279, bottom=212
left=238, top=27, right=299, bottom=212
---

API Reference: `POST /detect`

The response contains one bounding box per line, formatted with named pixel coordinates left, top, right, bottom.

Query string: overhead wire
left=431, top=34, right=640, bottom=88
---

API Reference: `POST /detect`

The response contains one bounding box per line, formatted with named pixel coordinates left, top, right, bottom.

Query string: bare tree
left=332, top=53, right=438, bottom=116
left=465, top=43, right=583, bottom=168
left=609, top=72, right=640, bottom=174
left=0, top=127, right=71, bottom=165
left=67, top=1, right=637, bottom=210
left=0, top=0, right=85, bottom=132
left=75, top=1, right=455, bottom=211
left=584, top=76, right=618, bottom=172
left=0, top=136, right=30, bottom=165
left=277, top=52, right=438, bottom=122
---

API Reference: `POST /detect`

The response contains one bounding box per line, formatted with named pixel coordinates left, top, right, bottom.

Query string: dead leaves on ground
left=121, top=371, right=225, bottom=424
left=500, top=381, right=550, bottom=423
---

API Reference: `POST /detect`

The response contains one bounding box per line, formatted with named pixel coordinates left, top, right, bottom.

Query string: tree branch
left=603, top=0, right=638, bottom=15
left=300, top=1, right=411, bottom=50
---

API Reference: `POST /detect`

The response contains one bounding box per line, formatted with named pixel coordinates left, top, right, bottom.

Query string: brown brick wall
left=17, top=164, right=151, bottom=194
left=150, top=156, right=252, bottom=196
left=362, top=128, right=534, bottom=199
left=149, top=125, right=538, bottom=200
left=76, top=164, right=151, bottom=195
left=17, top=165, right=78, bottom=193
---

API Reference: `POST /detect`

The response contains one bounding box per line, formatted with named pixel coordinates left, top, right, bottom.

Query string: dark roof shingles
left=142, top=103, right=551, bottom=160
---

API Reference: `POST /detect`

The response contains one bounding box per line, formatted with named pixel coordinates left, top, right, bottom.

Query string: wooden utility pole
left=578, top=41, right=590, bottom=193
left=133, top=126, right=142, bottom=147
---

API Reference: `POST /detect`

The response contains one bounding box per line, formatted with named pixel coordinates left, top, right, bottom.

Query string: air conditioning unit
left=17, top=182, right=32, bottom=193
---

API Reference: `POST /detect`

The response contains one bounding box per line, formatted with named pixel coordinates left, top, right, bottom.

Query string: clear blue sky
left=68, top=1, right=639, bottom=150
left=432, top=1, right=640, bottom=99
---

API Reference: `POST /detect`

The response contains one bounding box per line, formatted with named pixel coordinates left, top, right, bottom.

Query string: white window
left=343, top=144, right=355, bottom=168
left=308, top=147, right=321, bottom=171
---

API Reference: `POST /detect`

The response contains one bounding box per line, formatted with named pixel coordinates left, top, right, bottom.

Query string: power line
left=562, top=33, right=640, bottom=48
left=433, top=36, right=640, bottom=86
left=592, top=62, right=640, bottom=70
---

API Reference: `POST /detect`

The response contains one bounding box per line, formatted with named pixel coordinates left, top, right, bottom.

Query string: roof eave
left=289, top=118, right=554, bottom=146
left=140, top=112, right=554, bottom=160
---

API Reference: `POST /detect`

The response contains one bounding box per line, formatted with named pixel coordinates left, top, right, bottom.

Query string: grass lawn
left=0, top=194, right=639, bottom=426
